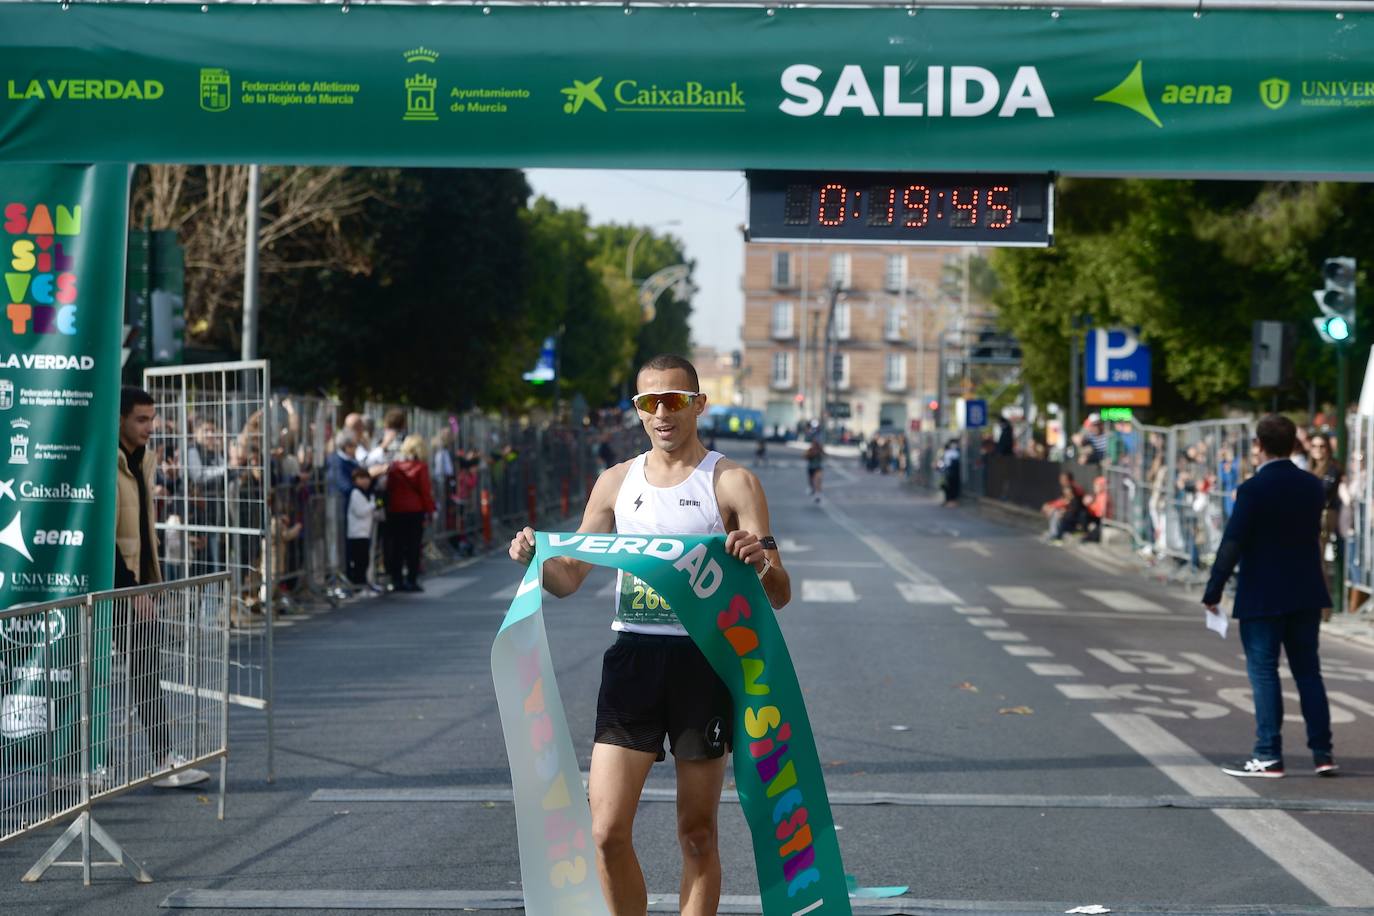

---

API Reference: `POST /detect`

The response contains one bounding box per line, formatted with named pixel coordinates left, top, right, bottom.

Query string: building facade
left=740, top=242, right=972, bottom=437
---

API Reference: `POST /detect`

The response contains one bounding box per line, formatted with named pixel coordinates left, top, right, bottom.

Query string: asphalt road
left=3, top=438, right=1373, bottom=915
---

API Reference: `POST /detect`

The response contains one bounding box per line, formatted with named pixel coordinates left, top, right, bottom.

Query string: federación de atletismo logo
left=200, top=68, right=231, bottom=113
left=1259, top=78, right=1291, bottom=110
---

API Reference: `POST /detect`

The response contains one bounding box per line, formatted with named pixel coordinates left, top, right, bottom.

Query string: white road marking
left=1082, top=589, right=1167, bottom=613
left=954, top=606, right=992, bottom=616
left=820, top=499, right=940, bottom=585
left=488, top=583, right=518, bottom=601
left=1004, top=645, right=1054, bottom=657
left=989, top=586, right=1063, bottom=609
left=896, top=582, right=962, bottom=604
left=1328, top=690, right=1374, bottom=718
left=1027, top=663, right=1083, bottom=677
left=780, top=538, right=812, bottom=554
left=1095, top=712, right=1374, bottom=907
left=951, top=541, right=993, bottom=558
left=422, top=576, right=477, bottom=600
left=789, top=560, right=885, bottom=569
left=966, top=617, right=1009, bottom=628
left=983, top=630, right=1029, bottom=642
left=1057, top=684, right=1116, bottom=699
left=801, top=579, right=858, bottom=603
left=1003, top=607, right=1192, bottom=623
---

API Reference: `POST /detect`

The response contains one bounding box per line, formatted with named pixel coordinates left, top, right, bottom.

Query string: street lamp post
left=625, top=220, right=681, bottom=282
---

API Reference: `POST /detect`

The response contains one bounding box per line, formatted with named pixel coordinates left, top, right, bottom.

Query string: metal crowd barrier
left=146, top=361, right=276, bottom=781
left=1, top=574, right=230, bottom=884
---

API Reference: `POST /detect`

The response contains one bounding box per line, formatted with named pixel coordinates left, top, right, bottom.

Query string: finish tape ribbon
left=492, top=532, right=855, bottom=915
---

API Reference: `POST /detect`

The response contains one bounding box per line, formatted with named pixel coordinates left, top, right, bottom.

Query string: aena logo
left=1096, top=61, right=1235, bottom=127
left=32, top=529, right=84, bottom=547
left=778, top=65, right=1054, bottom=118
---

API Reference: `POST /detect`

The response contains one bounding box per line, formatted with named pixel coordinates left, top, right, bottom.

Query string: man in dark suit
left=1202, top=414, right=1337, bottom=779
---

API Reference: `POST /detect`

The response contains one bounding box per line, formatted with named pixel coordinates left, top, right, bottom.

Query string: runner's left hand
left=726, top=530, right=766, bottom=570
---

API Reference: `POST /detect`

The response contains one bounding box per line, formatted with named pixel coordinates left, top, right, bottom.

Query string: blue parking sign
left=1084, top=328, right=1151, bottom=407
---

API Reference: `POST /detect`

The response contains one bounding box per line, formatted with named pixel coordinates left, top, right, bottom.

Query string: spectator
left=1083, top=475, right=1111, bottom=542
left=1042, top=471, right=1086, bottom=542
left=116, top=386, right=209, bottom=788
left=385, top=434, right=436, bottom=592
left=996, top=417, right=1014, bottom=456
left=346, top=467, right=376, bottom=586
left=938, top=438, right=961, bottom=506
left=1308, top=433, right=1343, bottom=619
left=1084, top=415, right=1108, bottom=463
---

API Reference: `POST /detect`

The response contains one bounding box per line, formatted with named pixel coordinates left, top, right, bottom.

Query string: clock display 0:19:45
left=796, top=182, right=1015, bottom=231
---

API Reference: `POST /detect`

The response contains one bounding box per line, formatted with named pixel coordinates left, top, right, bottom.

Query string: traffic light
left=1313, top=256, right=1356, bottom=344
left=831, top=353, right=844, bottom=384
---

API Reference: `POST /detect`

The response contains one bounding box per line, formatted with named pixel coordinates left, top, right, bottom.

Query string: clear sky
left=525, top=169, right=747, bottom=354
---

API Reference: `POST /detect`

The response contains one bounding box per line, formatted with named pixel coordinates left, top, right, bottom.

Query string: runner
left=508, top=353, right=790, bottom=916
left=806, top=436, right=825, bottom=504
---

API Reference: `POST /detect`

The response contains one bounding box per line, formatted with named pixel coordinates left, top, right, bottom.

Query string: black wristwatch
left=758, top=536, right=777, bottom=551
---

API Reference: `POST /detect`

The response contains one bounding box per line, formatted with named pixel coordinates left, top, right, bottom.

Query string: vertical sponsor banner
left=0, top=164, right=126, bottom=760
left=493, top=533, right=851, bottom=915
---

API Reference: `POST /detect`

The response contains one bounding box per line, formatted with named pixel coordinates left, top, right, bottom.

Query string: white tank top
left=611, top=450, right=726, bottom=636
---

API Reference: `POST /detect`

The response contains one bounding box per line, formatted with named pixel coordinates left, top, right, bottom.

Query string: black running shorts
left=594, top=632, right=733, bottom=761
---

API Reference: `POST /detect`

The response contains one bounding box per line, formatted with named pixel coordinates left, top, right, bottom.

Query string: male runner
left=509, top=353, right=790, bottom=916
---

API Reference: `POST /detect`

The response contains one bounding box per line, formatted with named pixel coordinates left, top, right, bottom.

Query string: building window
left=834, top=352, right=852, bottom=390
left=885, top=353, right=908, bottom=390
left=884, top=254, right=907, bottom=293
left=833, top=301, right=851, bottom=341
left=828, top=252, right=851, bottom=290
left=885, top=304, right=904, bottom=341
left=771, top=351, right=793, bottom=387
left=771, top=301, right=794, bottom=339
left=773, top=251, right=793, bottom=288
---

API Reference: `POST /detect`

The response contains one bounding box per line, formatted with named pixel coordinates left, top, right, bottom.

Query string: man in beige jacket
left=117, top=386, right=208, bottom=788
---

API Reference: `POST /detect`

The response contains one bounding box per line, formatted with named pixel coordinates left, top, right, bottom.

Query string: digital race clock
left=746, top=171, right=1053, bottom=247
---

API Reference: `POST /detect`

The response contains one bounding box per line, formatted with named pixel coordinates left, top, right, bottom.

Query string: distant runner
left=508, top=353, right=790, bottom=916
left=806, top=437, right=825, bottom=504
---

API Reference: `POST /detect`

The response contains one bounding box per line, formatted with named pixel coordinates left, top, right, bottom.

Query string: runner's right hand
left=508, top=526, right=536, bottom=566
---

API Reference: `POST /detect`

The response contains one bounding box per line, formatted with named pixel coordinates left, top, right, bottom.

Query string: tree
left=991, top=179, right=1374, bottom=421
left=523, top=201, right=639, bottom=407
left=591, top=225, right=695, bottom=374
left=262, top=168, right=535, bottom=407
left=131, top=165, right=382, bottom=354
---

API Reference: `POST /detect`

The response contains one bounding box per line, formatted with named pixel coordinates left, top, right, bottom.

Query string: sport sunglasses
left=633, top=390, right=701, bottom=413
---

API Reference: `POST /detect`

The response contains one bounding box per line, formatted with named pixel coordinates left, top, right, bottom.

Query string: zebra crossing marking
left=954, top=606, right=991, bottom=616
left=1081, top=589, right=1167, bottom=613
left=966, top=618, right=1009, bottom=628
left=988, top=586, right=1063, bottom=609
left=1004, top=645, right=1054, bottom=657
left=1057, top=684, right=1116, bottom=700
left=1027, top=663, right=1083, bottom=677
left=983, top=630, right=1029, bottom=642
left=801, top=579, right=858, bottom=603
left=896, top=582, right=962, bottom=605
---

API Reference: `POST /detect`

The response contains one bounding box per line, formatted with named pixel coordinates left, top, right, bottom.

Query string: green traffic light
left=1325, top=316, right=1352, bottom=342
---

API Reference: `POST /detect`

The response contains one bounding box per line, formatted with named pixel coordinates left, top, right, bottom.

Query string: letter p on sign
left=1094, top=328, right=1139, bottom=383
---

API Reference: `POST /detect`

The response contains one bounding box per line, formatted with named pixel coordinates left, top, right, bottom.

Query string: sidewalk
left=945, top=486, right=1374, bottom=654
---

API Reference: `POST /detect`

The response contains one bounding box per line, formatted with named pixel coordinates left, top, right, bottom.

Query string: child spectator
left=346, top=467, right=376, bottom=586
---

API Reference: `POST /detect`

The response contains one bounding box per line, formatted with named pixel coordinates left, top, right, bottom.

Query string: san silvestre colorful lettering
left=491, top=532, right=851, bottom=915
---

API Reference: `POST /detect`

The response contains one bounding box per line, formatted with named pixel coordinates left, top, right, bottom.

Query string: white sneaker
left=154, top=753, right=211, bottom=789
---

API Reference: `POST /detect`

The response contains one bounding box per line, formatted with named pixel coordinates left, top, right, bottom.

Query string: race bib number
left=615, top=573, right=678, bottom=626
